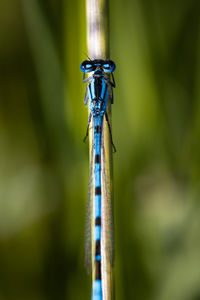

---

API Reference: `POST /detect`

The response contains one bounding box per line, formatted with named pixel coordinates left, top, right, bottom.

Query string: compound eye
left=80, top=60, right=94, bottom=73
left=103, top=60, right=116, bottom=73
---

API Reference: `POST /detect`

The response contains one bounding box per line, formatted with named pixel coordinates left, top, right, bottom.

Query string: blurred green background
left=1, top=0, right=200, bottom=299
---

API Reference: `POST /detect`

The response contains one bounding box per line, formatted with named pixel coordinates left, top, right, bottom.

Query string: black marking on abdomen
left=95, top=217, right=101, bottom=226
left=95, top=260, right=101, bottom=280
left=95, top=240, right=101, bottom=255
left=95, top=187, right=101, bottom=195
left=95, top=154, right=100, bottom=163
left=95, top=125, right=101, bottom=133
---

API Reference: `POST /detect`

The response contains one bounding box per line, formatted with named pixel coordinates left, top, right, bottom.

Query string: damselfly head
left=80, top=60, right=116, bottom=73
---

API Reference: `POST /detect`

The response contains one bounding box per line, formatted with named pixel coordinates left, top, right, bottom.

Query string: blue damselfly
left=81, top=59, right=116, bottom=300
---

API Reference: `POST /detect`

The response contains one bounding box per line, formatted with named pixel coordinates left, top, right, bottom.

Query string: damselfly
left=81, top=59, right=116, bottom=300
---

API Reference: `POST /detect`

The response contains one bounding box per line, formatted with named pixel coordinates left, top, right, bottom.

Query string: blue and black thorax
left=81, top=59, right=116, bottom=151
left=88, top=70, right=108, bottom=117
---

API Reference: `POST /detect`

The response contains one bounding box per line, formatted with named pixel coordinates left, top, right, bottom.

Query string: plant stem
left=86, top=0, right=114, bottom=299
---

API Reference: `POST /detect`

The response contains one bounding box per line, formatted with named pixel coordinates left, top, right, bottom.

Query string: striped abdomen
left=92, top=115, right=103, bottom=300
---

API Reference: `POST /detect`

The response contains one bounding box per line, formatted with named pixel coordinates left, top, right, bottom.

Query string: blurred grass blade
left=21, top=0, right=67, bottom=162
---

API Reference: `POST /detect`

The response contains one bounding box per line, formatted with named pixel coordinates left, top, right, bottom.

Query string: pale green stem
left=86, top=0, right=114, bottom=299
